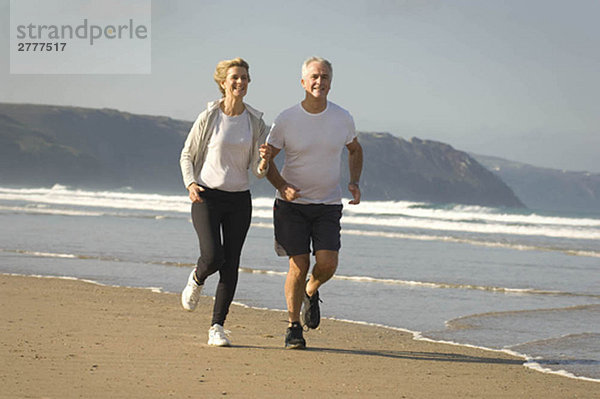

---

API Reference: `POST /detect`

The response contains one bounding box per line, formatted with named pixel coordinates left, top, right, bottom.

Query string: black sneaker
left=285, top=322, right=306, bottom=349
left=302, top=290, right=321, bottom=329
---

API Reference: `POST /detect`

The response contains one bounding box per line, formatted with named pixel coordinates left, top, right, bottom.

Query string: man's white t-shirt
left=267, top=101, right=356, bottom=204
left=199, top=109, right=252, bottom=191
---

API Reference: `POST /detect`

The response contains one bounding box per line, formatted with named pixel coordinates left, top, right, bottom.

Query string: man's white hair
left=301, top=56, right=333, bottom=78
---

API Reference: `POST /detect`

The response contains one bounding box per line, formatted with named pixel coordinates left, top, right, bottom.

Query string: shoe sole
left=181, top=293, right=199, bottom=311
left=182, top=271, right=202, bottom=311
left=285, top=343, right=306, bottom=350
left=302, top=296, right=320, bottom=329
left=182, top=303, right=197, bottom=312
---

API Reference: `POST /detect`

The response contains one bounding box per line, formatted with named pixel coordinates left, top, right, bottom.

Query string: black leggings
left=191, top=187, right=252, bottom=327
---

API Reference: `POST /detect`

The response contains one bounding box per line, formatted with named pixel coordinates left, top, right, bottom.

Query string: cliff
left=347, top=133, right=523, bottom=207
left=0, top=103, right=523, bottom=208
left=0, top=103, right=188, bottom=192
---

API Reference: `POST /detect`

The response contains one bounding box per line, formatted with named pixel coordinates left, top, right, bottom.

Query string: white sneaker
left=208, top=324, right=231, bottom=347
left=181, top=270, right=202, bottom=311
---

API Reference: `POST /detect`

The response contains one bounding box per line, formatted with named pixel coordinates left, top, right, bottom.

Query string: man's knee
left=288, top=254, right=310, bottom=278
left=314, top=250, right=338, bottom=275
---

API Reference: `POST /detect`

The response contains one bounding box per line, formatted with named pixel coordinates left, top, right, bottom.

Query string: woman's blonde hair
left=214, top=58, right=251, bottom=96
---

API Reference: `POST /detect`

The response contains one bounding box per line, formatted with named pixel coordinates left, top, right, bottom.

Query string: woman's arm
left=180, top=111, right=208, bottom=189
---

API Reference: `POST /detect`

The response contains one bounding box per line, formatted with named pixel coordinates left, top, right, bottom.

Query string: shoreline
left=2, top=273, right=598, bottom=398
left=8, top=272, right=599, bottom=383
left=330, top=316, right=600, bottom=384
left=5, top=272, right=600, bottom=384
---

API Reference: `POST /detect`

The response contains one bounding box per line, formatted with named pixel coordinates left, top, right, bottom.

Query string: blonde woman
left=180, top=58, right=271, bottom=346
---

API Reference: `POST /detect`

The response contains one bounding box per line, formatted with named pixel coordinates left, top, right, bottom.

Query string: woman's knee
left=197, top=252, right=224, bottom=273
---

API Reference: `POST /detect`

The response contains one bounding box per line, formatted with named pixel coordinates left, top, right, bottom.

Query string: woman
left=179, top=57, right=271, bottom=346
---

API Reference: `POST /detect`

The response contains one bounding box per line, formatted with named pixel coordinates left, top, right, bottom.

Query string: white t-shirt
left=267, top=101, right=356, bottom=204
left=199, top=109, right=252, bottom=191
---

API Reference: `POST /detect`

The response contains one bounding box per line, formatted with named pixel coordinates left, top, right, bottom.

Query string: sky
left=1, top=0, right=599, bottom=173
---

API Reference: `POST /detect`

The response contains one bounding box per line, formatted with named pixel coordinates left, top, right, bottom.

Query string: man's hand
left=258, top=144, right=272, bottom=172
left=348, top=183, right=361, bottom=205
left=187, top=183, right=205, bottom=203
left=279, top=183, right=301, bottom=202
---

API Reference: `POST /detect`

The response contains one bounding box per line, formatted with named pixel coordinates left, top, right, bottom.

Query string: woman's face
left=221, top=66, right=249, bottom=99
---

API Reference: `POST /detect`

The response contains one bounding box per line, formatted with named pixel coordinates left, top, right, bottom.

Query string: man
left=266, top=56, right=363, bottom=349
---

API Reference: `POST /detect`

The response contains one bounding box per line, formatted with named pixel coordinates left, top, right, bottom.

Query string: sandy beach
left=1, top=274, right=597, bottom=398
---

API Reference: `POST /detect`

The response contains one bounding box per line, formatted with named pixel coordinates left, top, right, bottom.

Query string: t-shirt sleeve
left=345, top=113, right=357, bottom=145
left=266, top=115, right=284, bottom=149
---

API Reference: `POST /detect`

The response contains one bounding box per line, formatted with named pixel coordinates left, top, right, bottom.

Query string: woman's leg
left=191, top=199, right=224, bottom=284
left=211, top=193, right=252, bottom=326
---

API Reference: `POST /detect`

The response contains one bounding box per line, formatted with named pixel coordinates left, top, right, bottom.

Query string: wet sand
left=1, top=274, right=597, bottom=398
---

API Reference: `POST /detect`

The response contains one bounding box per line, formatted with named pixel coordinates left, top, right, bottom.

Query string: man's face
left=301, top=61, right=331, bottom=100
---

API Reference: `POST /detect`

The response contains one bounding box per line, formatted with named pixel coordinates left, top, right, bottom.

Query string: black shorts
left=273, top=199, right=343, bottom=257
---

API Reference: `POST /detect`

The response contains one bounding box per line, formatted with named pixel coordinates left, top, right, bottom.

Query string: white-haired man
left=266, top=56, right=363, bottom=349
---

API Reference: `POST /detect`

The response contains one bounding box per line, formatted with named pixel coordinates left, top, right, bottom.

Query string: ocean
left=1, top=184, right=598, bottom=382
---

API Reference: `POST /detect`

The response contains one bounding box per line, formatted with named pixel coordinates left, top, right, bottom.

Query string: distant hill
left=347, top=133, right=523, bottom=207
left=473, top=154, right=600, bottom=213
left=0, top=103, right=523, bottom=208
left=0, top=103, right=189, bottom=192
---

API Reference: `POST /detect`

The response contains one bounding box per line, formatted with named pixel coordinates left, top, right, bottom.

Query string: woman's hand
left=187, top=183, right=205, bottom=203
left=259, top=144, right=272, bottom=161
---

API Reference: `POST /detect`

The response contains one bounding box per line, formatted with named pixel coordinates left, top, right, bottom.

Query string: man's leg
left=307, top=203, right=342, bottom=296
left=306, top=250, right=338, bottom=297
left=285, top=254, right=310, bottom=324
left=301, top=249, right=338, bottom=329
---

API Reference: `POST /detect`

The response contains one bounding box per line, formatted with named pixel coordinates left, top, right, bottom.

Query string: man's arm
left=346, top=137, right=363, bottom=205
left=266, top=144, right=301, bottom=201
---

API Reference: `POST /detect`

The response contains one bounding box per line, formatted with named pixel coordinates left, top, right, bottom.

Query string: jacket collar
left=207, top=98, right=263, bottom=120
